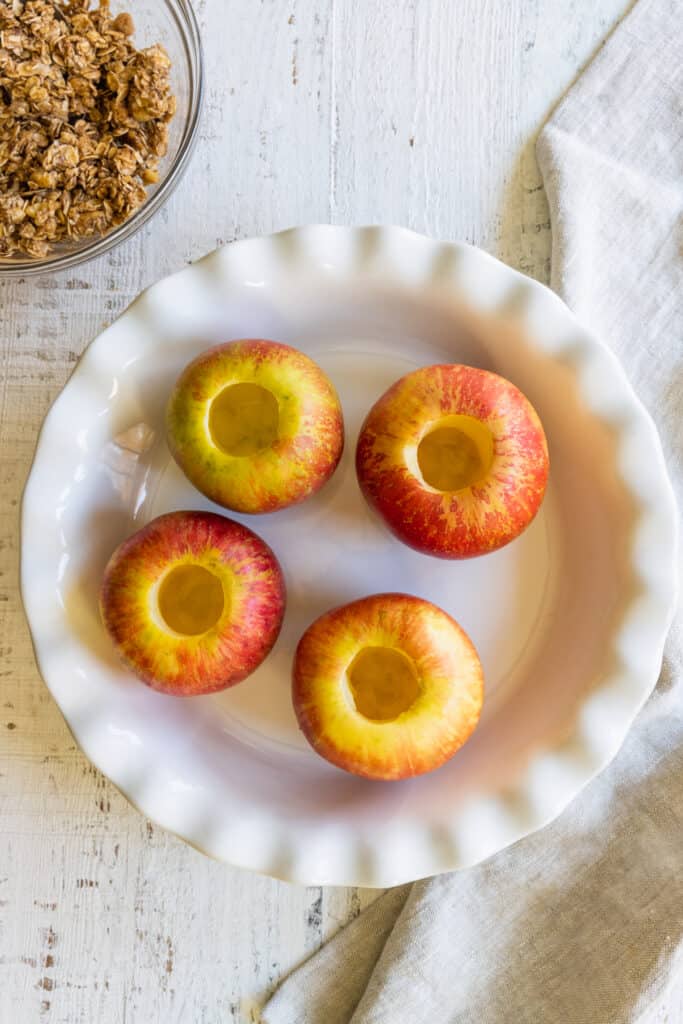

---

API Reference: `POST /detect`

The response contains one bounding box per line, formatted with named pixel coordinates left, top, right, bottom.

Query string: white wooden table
left=5, top=2, right=672, bottom=1021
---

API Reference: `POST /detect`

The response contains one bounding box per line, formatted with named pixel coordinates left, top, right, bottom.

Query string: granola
left=0, top=0, right=176, bottom=259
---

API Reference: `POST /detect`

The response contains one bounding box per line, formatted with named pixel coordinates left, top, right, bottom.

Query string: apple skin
left=292, top=593, right=484, bottom=780
left=356, top=364, right=549, bottom=559
left=100, top=511, right=286, bottom=696
left=166, top=340, right=344, bottom=514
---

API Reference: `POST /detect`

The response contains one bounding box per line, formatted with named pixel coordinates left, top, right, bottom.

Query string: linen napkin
left=262, top=0, right=683, bottom=1021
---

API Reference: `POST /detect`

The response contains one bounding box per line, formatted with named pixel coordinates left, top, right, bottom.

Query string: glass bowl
left=0, top=0, right=203, bottom=277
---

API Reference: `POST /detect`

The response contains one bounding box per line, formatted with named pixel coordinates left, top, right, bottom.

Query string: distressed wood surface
left=4, top=2, right=679, bottom=1022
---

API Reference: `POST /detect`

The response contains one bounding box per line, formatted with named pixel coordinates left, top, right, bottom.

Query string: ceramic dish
left=21, top=226, right=678, bottom=886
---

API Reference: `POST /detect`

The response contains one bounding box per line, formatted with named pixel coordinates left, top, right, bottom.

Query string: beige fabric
left=262, top=1, right=683, bottom=1021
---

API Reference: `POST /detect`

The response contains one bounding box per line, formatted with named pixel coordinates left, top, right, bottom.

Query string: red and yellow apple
left=100, top=510, right=286, bottom=696
left=292, top=593, right=483, bottom=780
left=356, top=364, right=549, bottom=558
left=166, top=340, right=344, bottom=514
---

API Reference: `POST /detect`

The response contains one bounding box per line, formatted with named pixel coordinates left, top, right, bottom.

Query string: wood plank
left=5, top=1, right=678, bottom=1022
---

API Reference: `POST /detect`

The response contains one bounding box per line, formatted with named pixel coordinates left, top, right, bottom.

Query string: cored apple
left=100, top=511, right=285, bottom=695
left=166, top=340, right=344, bottom=514
left=356, top=364, right=549, bottom=558
left=292, top=593, right=483, bottom=780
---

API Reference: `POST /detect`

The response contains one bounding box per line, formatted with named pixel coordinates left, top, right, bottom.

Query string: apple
left=292, top=593, right=483, bottom=780
left=166, top=339, right=344, bottom=514
left=100, top=510, right=286, bottom=696
left=356, top=364, right=549, bottom=558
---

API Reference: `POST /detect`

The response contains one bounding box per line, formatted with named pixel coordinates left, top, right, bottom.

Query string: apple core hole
left=417, top=415, right=494, bottom=492
left=209, top=382, right=280, bottom=457
left=157, top=564, right=225, bottom=637
left=347, top=646, right=421, bottom=722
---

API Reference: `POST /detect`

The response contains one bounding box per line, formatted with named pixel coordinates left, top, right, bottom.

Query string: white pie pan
left=21, top=226, right=678, bottom=887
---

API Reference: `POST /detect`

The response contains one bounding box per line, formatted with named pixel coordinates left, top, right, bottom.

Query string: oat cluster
left=0, top=0, right=176, bottom=259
